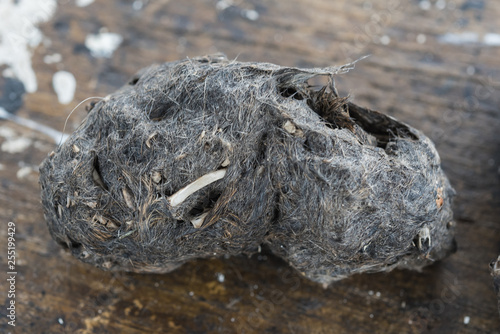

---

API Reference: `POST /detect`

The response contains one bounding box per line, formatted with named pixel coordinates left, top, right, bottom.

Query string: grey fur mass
left=39, top=55, right=456, bottom=285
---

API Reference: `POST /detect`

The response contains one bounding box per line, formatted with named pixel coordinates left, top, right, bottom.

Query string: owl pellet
left=39, top=55, right=456, bottom=286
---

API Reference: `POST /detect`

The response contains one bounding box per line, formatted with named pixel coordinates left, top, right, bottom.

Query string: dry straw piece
left=39, top=55, right=456, bottom=285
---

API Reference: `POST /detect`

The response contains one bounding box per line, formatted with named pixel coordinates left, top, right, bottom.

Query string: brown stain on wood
left=1, top=1, right=500, bottom=333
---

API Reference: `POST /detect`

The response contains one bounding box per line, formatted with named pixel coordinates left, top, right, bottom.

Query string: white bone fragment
left=168, top=169, right=227, bottom=208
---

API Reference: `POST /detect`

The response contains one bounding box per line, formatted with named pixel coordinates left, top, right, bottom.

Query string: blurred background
left=0, top=0, right=499, bottom=333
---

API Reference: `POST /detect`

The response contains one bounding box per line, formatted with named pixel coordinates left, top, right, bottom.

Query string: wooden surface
left=1, top=0, right=500, bottom=333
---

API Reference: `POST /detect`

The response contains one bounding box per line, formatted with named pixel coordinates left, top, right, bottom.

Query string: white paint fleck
left=401, top=301, right=406, bottom=308
left=419, top=0, right=431, bottom=10
left=484, top=33, right=500, bottom=46
left=463, top=316, right=470, bottom=325
left=53, top=71, right=76, bottom=104
left=380, top=35, right=391, bottom=45
left=417, top=34, right=426, bottom=44
left=43, top=53, right=62, bottom=64
left=76, top=0, right=94, bottom=7
left=217, top=273, right=225, bottom=283
left=438, top=32, right=500, bottom=46
left=369, top=313, right=374, bottom=319
left=58, top=317, right=64, bottom=325
left=466, top=66, right=475, bottom=75
left=438, top=32, right=479, bottom=45
left=0, top=125, right=17, bottom=139
left=435, top=0, right=446, bottom=10
left=243, top=9, right=259, bottom=21
left=375, top=291, right=381, bottom=297
left=0, top=0, right=57, bottom=93
left=1, top=137, right=32, bottom=154
left=85, top=31, right=123, bottom=58
left=216, top=0, right=231, bottom=11
left=17, top=166, right=32, bottom=179
left=188, top=291, right=194, bottom=296
left=230, top=317, right=235, bottom=322
left=132, top=0, right=143, bottom=10
left=368, top=290, right=374, bottom=296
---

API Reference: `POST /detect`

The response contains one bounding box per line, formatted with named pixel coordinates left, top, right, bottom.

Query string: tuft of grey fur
left=39, top=54, right=456, bottom=286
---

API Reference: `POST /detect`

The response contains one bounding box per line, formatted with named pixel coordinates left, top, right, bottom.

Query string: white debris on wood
left=0, top=0, right=57, bottom=93
left=53, top=71, right=77, bottom=104
left=85, top=30, right=123, bottom=58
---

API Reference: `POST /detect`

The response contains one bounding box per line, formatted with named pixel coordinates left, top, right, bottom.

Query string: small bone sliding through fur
left=168, top=169, right=227, bottom=208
